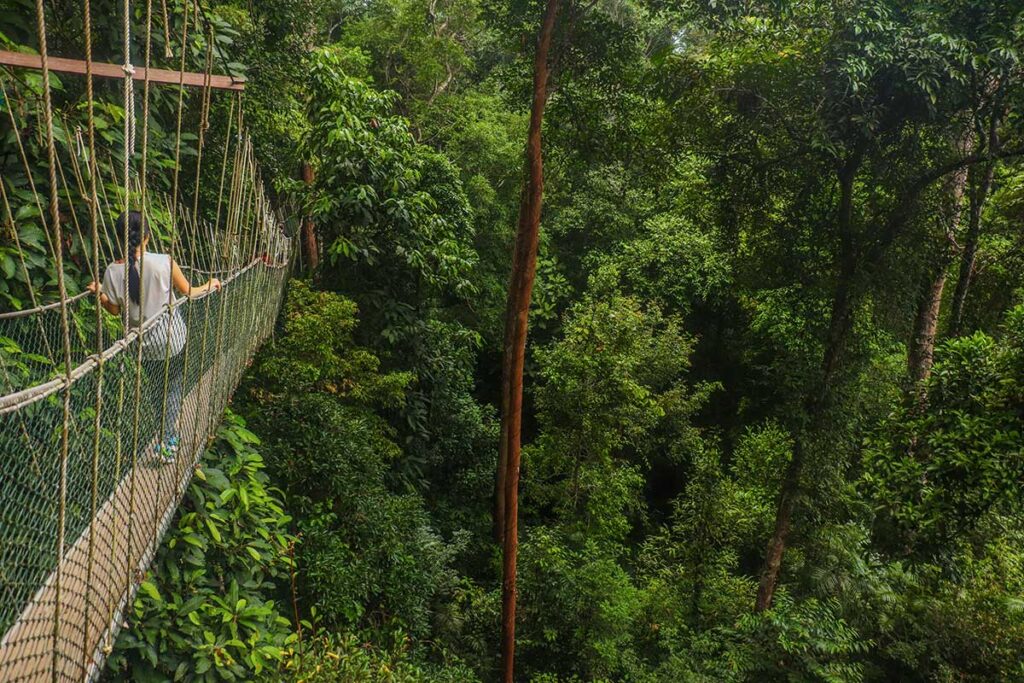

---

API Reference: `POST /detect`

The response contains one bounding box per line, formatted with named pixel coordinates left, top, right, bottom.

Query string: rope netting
left=0, top=0, right=292, bottom=680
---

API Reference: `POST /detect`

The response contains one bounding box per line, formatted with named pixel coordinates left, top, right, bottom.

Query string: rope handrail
left=0, top=255, right=285, bottom=415
left=0, top=251, right=289, bottom=321
left=0, top=292, right=93, bottom=321
left=0, top=254, right=290, bottom=322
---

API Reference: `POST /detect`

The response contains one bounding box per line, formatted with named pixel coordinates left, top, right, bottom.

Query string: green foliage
left=864, top=306, right=1024, bottom=556
left=706, top=596, right=868, bottom=683
left=241, top=282, right=468, bottom=641
left=338, top=0, right=482, bottom=110
left=255, top=280, right=412, bottom=403
left=615, top=213, right=731, bottom=316
left=274, top=633, right=479, bottom=682
left=288, top=51, right=498, bottom=518
left=298, top=48, right=477, bottom=301
left=527, top=267, right=715, bottom=544
left=516, top=527, right=644, bottom=681
left=105, top=412, right=297, bottom=682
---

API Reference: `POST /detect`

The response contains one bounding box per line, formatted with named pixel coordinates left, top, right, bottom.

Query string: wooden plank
left=0, top=50, right=245, bottom=91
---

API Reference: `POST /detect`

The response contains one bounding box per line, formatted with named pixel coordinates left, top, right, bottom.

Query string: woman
left=88, top=210, right=221, bottom=463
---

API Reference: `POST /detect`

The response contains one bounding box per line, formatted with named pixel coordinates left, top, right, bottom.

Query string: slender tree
left=755, top=147, right=864, bottom=612
left=948, top=159, right=997, bottom=336
left=498, top=0, right=560, bottom=679
left=948, top=90, right=1008, bottom=337
left=908, top=157, right=969, bottom=385
left=301, top=161, right=319, bottom=272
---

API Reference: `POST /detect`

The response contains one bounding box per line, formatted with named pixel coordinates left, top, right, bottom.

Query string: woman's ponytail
left=116, top=211, right=150, bottom=305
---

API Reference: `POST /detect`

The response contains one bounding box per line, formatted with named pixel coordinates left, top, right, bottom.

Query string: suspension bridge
left=0, top=0, right=293, bottom=680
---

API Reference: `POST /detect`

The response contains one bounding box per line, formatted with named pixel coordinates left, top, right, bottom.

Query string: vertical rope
left=0, top=180, right=40, bottom=311
left=200, top=94, right=237, bottom=441
left=190, top=66, right=220, bottom=447
left=61, top=116, right=99, bottom=283
left=95, top=157, right=119, bottom=262
left=121, top=0, right=133, bottom=333
left=120, top=0, right=143, bottom=630
left=139, top=0, right=154, bottom=218
left=1, top=79, right=57, bottom=258
left=82, top=0, right=105, bottom=671
left=31, top=0, right=75, bottom=677
left=210, top=96, right=243, bottom=429
left=160, top=0, right=172, bottom=58
left=170, top=0, right=191, bottom=219
left=192, top=26, right=214, bottom=220
left=0, top=181, right=48, bottom=475
left=122, top=0, right=135, bottom=202
left=0, top=179, right=54, bottom=367
left=212, top=88, right=235, bottom=241
left=53, top=139, right=96, bottom=282
left=154, top=0, right=193, bottom=547
left=126, top=0, right=155, bottom=601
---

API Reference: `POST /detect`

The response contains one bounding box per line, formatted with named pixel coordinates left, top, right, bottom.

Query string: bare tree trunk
left=908, top=268, right=948, bottom=383
left=755, top=438, right=804, bottom=611
left=948, top=161, right=995, bottom=336
left=908, top=161, right=969, bottom=383
left=499, top=1, right=560, bottom=680
left=301, top=162, right=319, bottom=273
left=755, top=278, right=856, bottom=611
left=948, top=100, right=1003, bottom=337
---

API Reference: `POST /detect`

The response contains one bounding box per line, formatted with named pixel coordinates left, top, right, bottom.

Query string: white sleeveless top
left=101, top=252, right=187, bottom=359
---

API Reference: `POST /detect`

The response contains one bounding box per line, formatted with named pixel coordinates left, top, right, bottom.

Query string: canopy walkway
left=0, top=0, right=292, bottom=680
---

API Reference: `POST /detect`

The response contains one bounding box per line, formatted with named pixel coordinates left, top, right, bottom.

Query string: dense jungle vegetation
left=4, top=0, right=1024, bottom=680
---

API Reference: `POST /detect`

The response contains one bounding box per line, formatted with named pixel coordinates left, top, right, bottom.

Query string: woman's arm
left=87, top=281, right=120, bottom=315
left=171, top=261, right=221, bottom=298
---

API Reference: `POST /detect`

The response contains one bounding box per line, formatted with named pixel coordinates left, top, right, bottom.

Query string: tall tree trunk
left=499, top=1, right=560, bottom=680
left=948, top=101, right=1003, bottom=337
left=755, top=153, right=860, bottom=612
left=908, top=161, right=969, bottom=384
left=947, top=161, right=995, bottom=336
left=301, top=162, right=319, bottom=273
left=907, top=268, right=948, bottom=384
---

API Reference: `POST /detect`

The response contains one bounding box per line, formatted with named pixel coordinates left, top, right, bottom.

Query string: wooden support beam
left=0, top=50, right=245, bottom=91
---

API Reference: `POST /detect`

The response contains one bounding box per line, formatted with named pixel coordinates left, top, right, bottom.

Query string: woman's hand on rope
left=172, top=262, right=220, bottom=298
left=87, top=281, right=120, bottom=314
left=191, top=277, right=221, bottom=298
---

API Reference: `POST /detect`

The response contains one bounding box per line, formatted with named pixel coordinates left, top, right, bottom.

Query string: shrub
left=105, top=411, right=297, bottom=682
